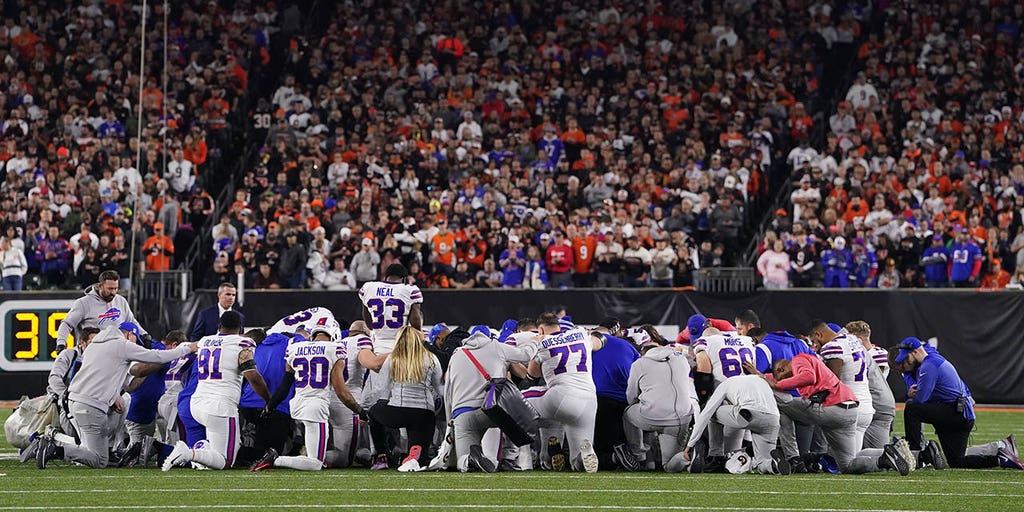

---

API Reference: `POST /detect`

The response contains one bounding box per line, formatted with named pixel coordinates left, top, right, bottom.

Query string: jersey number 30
left=293, top=356, right=330, bottom=389
left=366, top=298, right=405, bottom=329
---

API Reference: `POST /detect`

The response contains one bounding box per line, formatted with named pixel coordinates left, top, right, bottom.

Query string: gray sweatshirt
left=444, top=332, right=537, bottom=419
left=57, top=285, right=146, bottom=348
left=377, top=353, right=444, bottom=410
left=687, top=375, right=777, bottom=448
left=47, top=346, right=84, bottom=397
left=867, top=359, right=896, bottom=415
left=67, top=325, right=191, bottom=412
left=625, top=346, right=695, bottom=426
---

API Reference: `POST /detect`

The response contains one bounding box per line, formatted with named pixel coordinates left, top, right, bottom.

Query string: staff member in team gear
left=444, top=323, right=538, bottom=472
left=743, top=356, right=914, bottom=476
left=35, top=322, right=196, bottom=469
left=366, top=326, right=445, bottom=471
left=590, top=318, right=639, bottom=469
left=190, top=283, right=244, bottom=342
left=57, top=270, right=147, bottom=353
left=893, top=338, right=1024, bottom=470
left=613, top=338, right=695, bottom=473
left=163, top=312, right=272, bottom=471
left=686, top=375, right=789, bottom=475
left=252, top=322, right=366, bottom=471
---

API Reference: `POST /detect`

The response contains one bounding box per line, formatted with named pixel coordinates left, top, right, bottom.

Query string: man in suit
left=190, top=283, right=244, bottom=342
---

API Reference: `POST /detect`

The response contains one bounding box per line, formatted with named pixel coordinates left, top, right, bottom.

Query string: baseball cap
left=119, top=321, right=143, bottom=339
left=469, top=325, right=493, bottom=339
left=153, top=221, right=164, bottom=230
left=687, top=314, right=708, bottom=337
left=894, top=337, right=923, bottom=364
left=827, top=323, right=843, bottom=333
left=428, top=323, right=449, bottom=345
left=361, top=237, right=373, bottom=246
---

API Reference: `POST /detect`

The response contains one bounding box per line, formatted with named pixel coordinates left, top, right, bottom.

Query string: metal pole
left=236, top=271, right=245, bottom=307
left=162, top=0, right=169, bottom=181
left=128, top=0, right=148, bottom=304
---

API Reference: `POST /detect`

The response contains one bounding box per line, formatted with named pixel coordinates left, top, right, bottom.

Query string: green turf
left=1, top=408, right=1022, bottom=512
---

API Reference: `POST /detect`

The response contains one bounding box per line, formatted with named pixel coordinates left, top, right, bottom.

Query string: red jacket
left=545, top=244, right=574, bottom=273
left=773, top=353, right=858, bottom=407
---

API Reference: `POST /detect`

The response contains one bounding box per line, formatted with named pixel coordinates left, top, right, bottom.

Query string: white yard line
left=0, top=488, right=1018, bottom=499
left=0, top=506, right=939, bottom=512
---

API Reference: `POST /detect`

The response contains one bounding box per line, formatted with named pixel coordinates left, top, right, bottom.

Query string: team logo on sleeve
left=98, top=307, right=122, bottom=324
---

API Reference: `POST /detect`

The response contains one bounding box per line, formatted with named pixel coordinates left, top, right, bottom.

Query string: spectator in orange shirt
left=569, top=224, right=597, bottom=287
left=431, top=219, right=457, bottom=275
left=981, top=259, right=1010, bottom=290
left=142, top=222, right=175, bottom=271
left=183, top=131, right=208, bottom=168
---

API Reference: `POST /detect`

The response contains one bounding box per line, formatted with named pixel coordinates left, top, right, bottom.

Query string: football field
left=1, top=408, right=1022, bottom=512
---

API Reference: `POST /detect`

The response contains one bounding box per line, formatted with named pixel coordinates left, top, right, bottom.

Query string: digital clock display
left=0, top=300, right=76, bottom=371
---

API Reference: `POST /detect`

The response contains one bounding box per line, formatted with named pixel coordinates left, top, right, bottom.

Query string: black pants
left=594, top=396, right=628, bottom=468
left=904, top=401, right=996, bottom=469
left=238, top=407, right=293, bottom=465
left=369, top=401, right=435, bottom=465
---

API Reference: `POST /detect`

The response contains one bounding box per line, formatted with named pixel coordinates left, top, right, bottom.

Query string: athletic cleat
left=998, top=447, right=1024, bottom=470
left=548, top=436, right=566, bottom=472
left=468, top=444, right=496, bottom=473
left=880, top=443, right=911, bottom=476
left=370, top=454, right=389, bottom=471
left=118, top=441, right=142, bottom=468
left=250, top=448, right=278, bottom=472
left=612, top=443, right=640, bottom=471
left=1004, top=434, right=1019, bottom=458
left=497, top=459, right=523, bottom=472
left=138, top=436, right=155, bottom=468
left=689, top=440, right=707, bottom=474
left=788, top=456, right=808, bottom=474
left=580, top=439, right=599, bottom=473
left=893, top=437, right=916, bottom=473
left=397, top=445, right=423, bottom=472
left=818, top=454, right=839, bottom=474
left=162, top=441, right=191, bottom=472
left=36, top=426, right=58, bottom=469
left=19, top=433, right=40, bottom=463
left=771, top=449, right=791, bottom=475
left=921, top=440, right=947, bottom=470
left=703, top=455, right=728, bottom=473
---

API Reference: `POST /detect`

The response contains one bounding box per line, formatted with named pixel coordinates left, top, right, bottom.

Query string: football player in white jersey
left=162, top=312, right=271, bottom=471
left=808, top=320, right=875, bottom=452
left=525, top=313, right=604, bottom=473
left=251, top=322, right=367, bottom=471
left=268, top=307, right=337, bottom=337
left=358, top=264, right=423, bottom=406
left=325, top=320, right=376, bottom=468
left=692, top=326, right=757, bottom=466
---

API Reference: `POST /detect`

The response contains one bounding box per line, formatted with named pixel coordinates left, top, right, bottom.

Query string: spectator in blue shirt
left=894, top=337, right=1022, bottom=470
left=920, top=234, right=949, bottom=287
left=499, top=236, right=526, bottom=287
left=948, top=227, right=982, bottom=287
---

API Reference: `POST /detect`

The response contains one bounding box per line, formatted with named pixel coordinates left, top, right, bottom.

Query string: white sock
left=53, top=433, right=77, bottom=446
left=275, top=455, right=324, bottom=471
left=190, top=446, right=226, bottom=470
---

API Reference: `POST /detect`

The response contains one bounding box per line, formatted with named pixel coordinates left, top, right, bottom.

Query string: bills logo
left=98, top=307, right=122, bottom=324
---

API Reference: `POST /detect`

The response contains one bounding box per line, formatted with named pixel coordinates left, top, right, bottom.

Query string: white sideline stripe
left=0, top=488, right=1019, bottom=499
left=0, top=506, right=937, bottom=512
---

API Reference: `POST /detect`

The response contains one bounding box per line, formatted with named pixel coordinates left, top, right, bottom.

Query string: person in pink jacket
left=757, top=240, right=791, bottom=289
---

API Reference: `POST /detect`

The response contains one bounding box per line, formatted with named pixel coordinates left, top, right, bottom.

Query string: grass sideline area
left=0, top=408, right=1022, bottom=512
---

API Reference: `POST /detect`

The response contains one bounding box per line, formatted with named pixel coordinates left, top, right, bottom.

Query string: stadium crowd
left=758, top=0, right=1024, bottom=290
left=3, top=0, right=848, bottom=291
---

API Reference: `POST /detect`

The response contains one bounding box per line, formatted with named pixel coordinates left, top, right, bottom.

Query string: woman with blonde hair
left=368, top=325, right=444, bottom=471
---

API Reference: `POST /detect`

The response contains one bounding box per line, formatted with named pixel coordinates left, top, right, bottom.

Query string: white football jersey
left=820, top=334, right=873, bottom=406
left=268, top=307, right=338, bottom=336
left=866, top=345, right=889, bottom=378
left=692, top=333, right=757, bottom=384
left=285, top=338, right=346, bottom=422
left=161, top=355, right=189, bottom=400
left=623, top=326, right=652, bottom=347
left=535, top=327, right=595, bottom=394
left=358, top=281, right=423, bottom=353
left=505, top=331, right=542, bottom=349
left=191, top=334, right=256, bottom=417
left=340, top=332, right=373, bottom=393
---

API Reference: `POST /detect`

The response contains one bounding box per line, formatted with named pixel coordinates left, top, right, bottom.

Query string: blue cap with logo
left=894, top=337, right=923, bottom=364
left=428, top=323, right=449, bottom=345
left=687, top=314, right=708, bottom=337
left=118, top=321, right=143, bottom=339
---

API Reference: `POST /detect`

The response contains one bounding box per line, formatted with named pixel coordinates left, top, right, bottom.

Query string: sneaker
left=138, top=436, right=155, bottom=469
left=880, top=443, right=911, bottom=476
left=118, top=442, right=142, bottom=468
left=548, top=436, right=566, bottom=472
left=1004, top=434, right=1019, bottom=458
left=689, top=440, right=706, bottom=474
left=788, top=456, right=808, bottom=474
left=36, top=426, right=58, bottom=470
left=468, top=445, right=496, bottom=473
left=250, top=448, right=278, bottom=472
left=998, top=447, right=1024, bottom=470
left=370, top=454, right=389, bottom=471
left=397, top=445, right=422, bottom=473
left=19, top=433, right=40, bottom=463
left=353, top=448, right=372, bottom=468
left=921, top=440, right=947, bottom=470
left=579, top=440, right=598, bottom=473
left=161, top=441, right=191, bottom=472
left=771, top=449, right=791, bottom=475
left=893, top=437, right=917, bottom=473
left=703, top=455, right=727, bottom=474
left=497, top=459, right=523, bottom=472
left=818, top=454, right=839, bottom=474
left=612, top=443, right=640, bottom=472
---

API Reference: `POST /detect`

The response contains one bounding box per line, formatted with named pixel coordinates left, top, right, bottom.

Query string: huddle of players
left=24, top=262, right=1018, bottom=474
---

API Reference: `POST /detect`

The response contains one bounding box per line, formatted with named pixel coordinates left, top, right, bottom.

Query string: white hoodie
left=625, top=345, right=695, bottom=426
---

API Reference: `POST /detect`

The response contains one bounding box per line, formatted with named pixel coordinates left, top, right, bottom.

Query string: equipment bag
left=463, top=349, right=539, bottom=447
